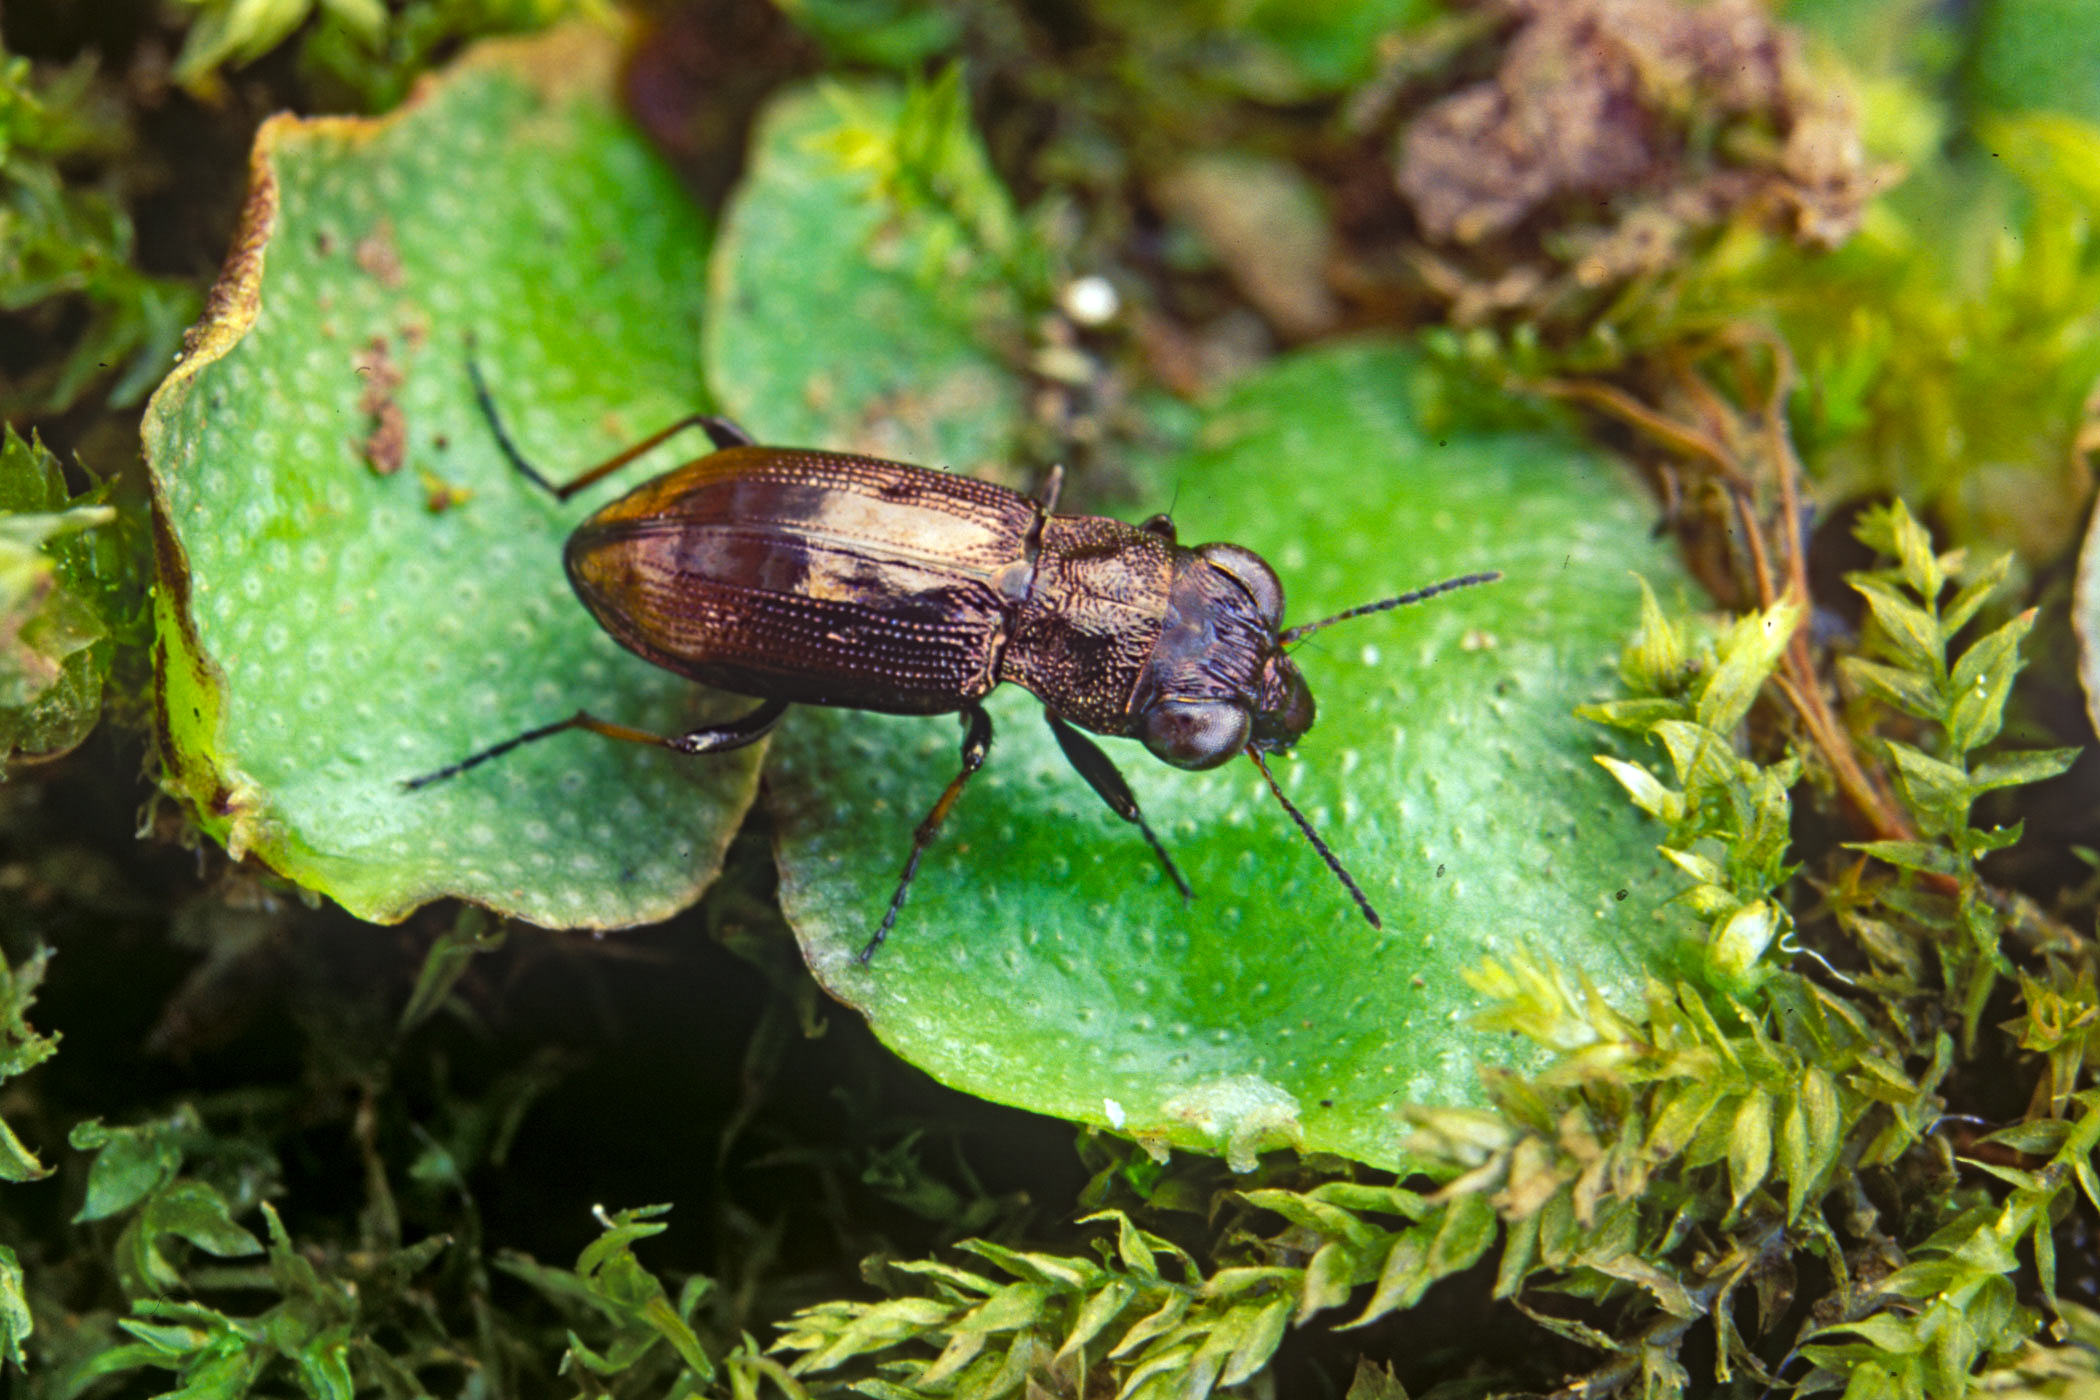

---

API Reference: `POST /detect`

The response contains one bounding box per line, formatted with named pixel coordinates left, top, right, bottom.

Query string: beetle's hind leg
left=1044, top=712, right=1193, bottom=904
left=402, top=698, right=788, bottom=789
left=464, top=350, right=755, bottom=502
left=862, top=703, right=994, bottom=964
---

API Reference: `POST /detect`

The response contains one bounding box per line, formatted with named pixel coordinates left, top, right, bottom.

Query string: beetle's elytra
left=407, top=362, right=1500, bottom=960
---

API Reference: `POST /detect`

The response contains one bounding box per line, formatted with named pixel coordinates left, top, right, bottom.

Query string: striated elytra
left=408, top=363, right=1500, bottom=958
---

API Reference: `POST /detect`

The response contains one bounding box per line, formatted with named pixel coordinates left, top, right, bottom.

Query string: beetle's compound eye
left=1141, top=700, right=1252, bottom=771
left=1195, top=543, right=1285, bottom=630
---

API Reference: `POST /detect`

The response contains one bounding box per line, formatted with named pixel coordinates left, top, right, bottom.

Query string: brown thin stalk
left=1543, top=336, right=1917, bottom=848
left=1532, top=377, right=1747, bottom=487
left=1736, top=326, right=1915, bottom=845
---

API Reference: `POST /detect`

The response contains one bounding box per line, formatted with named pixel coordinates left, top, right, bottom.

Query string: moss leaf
left=141, top=25, right=761, bottom=925
left=766, top=342, right=1700, bottom=1168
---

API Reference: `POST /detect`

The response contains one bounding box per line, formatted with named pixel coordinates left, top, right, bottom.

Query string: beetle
left=407, top=362, right=1500, bottom=960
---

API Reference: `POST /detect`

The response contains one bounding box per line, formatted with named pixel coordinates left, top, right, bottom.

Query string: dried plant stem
left=1539, top=339, right=1917, bottom=847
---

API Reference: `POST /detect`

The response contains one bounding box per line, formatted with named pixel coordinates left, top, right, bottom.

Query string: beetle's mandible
left=406, top=361, right=1501, bottom=960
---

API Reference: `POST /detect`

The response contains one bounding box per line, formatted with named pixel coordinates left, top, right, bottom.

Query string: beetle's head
left=1135, top=542, right=1295, bottom=771
left=1137, top=545, right=1506, bottom=930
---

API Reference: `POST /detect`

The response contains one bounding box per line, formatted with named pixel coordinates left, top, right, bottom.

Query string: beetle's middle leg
left=862, top=703, right=994, bottom=964
left=403, top=698, right=788, bottom=790
left=465, top=354, right=755, bottom=503
left=1043, top=712, right=1193, bottom=903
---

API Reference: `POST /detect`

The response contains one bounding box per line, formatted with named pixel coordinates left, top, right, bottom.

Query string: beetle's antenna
left=1279, top=570, right=1502, bottom=646
left=1248, top=748, right=1381, bottom=930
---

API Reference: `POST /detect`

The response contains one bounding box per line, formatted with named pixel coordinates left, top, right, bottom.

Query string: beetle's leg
left=861, top=704, right=993, bottom=964
left=1043, top=712, right=1193, bottom=903
left=466, top=355, right=754, bottom=502
left=1033, top=463, right=1065, bottom=514
left=402, top=699, right=788, bottom=789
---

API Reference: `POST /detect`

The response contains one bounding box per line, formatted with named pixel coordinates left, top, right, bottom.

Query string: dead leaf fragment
left=1393, top=0, right=1886, bottom=322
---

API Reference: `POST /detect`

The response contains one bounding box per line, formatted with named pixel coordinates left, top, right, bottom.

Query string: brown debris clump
left=352, top=335, right=408, bottom=477
left=1393, top=0, right=1884, bottom=325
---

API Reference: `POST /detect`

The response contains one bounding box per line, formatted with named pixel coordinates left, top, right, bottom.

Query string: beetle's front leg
left=402, top=698, right=788, bottom=789
left=1044, top=712, right=1193, bottom=903
left=861, top=703, right=993, bottom=964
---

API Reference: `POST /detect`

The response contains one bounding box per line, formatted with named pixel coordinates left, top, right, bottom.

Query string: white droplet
left=1061, top=275, right=1119, bottom=326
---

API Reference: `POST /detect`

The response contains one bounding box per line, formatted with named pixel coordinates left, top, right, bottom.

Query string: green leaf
left=706, top=80, right=1028, bottom=475
left=141, top=25, right=762, bottom=925
left=776, top=0, right=964, bottom=68
left=0, top=428, right=116, bottom=766
left=1850, top=577, right=1943, bottom=678
left=0, top=61, right=203, bottom=413
left=1651, top=719, right=1737, bottom=794
left=1940, top=553, right=2011, bottom=638
left=145, top=1180, right=265, bottom=1258
left=0, top=1244, right=30, bottom=1369
left=1946, top=609, right=2036, bottom=754
left=1837, top=656, right=1942, bottom=723
left=1659, top=846, right=1726, bottom=886
left=1618, top=574, right=1690, bottom=696
left=396, top=906, right=506, bottom=1034
left=1969, top=748, right=2079, bottom=794
left=1846, top=839, right=1963, bottom=878
left=1595, top=756, right=1682, bottom=823
left=173, top=0, right=323, bottom=87
left=1219, top=1295, right=1293, bottom=1388
left=1882, top=741, right=1974, bottom=839
left=1709, top=899, right=1782, bottom=992
left=767, top=341, right=1700, bottom=1168
left=1852, top=501, right=1943, bottom=603
left=1972, top=0, right=2100, bottom=125
left=1695, top=599, right=1799, bottom=734
left=1727, top=1088, right=1774, bottom=1213
left=0, top=1116, right=42, bottom=1184
left=72, top=1116, right=185, bottom=1223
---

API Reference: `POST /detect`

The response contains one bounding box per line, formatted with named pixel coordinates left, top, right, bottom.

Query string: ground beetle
left=407, top=364, right=1500, bottom=960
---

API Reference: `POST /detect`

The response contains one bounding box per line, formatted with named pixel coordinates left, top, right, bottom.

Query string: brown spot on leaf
left=353, top=335, right=408, bottom=476
left=354, top=216, right=405, bottom=288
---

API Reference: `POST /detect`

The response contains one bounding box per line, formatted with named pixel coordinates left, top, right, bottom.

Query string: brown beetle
left=409, top=366, right=1499, bottom=959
